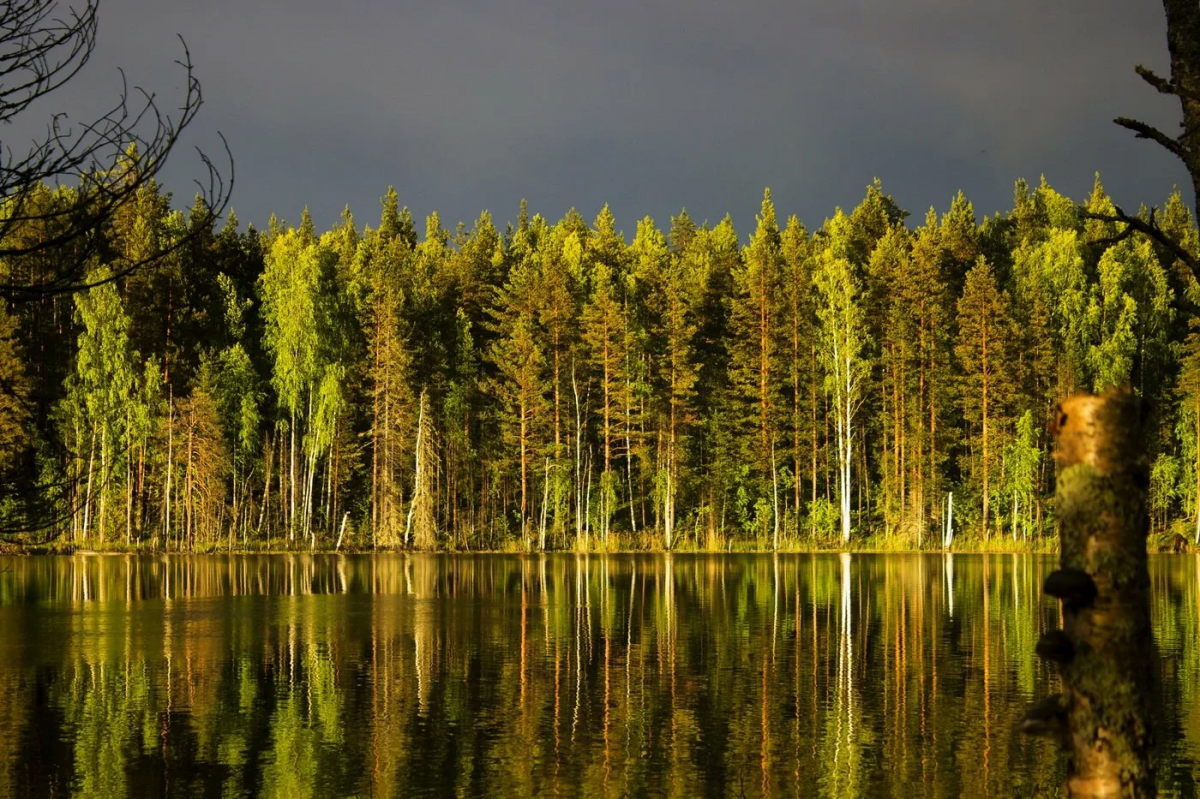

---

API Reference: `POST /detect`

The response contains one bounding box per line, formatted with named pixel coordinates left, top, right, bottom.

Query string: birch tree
left=814, top=212, right=867, bottom=542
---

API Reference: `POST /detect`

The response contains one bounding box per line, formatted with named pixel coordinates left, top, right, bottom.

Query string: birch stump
left=1028, top=390, right=1156, bottom=797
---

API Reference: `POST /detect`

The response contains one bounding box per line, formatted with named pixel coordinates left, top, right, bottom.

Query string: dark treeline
left=2, top=166, right=1199, bottom=551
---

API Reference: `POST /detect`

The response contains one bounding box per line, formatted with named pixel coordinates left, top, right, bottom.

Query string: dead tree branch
left=0, top=2, right=233, bottom=301
left=1081, top=204, right=1199, bottom=279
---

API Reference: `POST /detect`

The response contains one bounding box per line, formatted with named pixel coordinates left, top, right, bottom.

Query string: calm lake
left=0, top=553, right=1197, bottom=797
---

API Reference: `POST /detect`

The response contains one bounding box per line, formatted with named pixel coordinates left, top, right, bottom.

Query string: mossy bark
left=1053, top=390, right=1155, bottom=797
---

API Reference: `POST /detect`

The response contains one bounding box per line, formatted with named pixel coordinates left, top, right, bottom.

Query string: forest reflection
left=0, top=553, right=1197, bottom=797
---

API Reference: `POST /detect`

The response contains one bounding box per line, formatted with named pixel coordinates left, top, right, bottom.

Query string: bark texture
left=1051, top=390, right=1155, bottom=798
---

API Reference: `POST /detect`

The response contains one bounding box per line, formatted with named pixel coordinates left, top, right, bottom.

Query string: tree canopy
left=3, top=175, right=1199, bottom=550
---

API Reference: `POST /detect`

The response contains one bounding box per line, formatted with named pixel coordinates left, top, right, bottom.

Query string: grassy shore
left=5, top=527, right=1192, bottom=556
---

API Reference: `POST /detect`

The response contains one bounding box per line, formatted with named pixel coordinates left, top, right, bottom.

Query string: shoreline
left=5, top=527, right=1192, bottom=557
left=8, top=544, right=1193, bottom=557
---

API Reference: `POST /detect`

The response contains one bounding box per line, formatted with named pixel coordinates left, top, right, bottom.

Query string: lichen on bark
left=1051, top=390, right=1156, bottom=798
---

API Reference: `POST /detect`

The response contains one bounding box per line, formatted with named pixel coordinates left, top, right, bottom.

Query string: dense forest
left=1, top=159, right=1198, bottom=552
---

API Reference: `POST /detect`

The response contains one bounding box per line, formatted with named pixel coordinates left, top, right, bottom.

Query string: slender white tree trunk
left=82, top=430, right=96, bottom=541
left=664, top=457, right=673, bottom=551
left=833, top=344, right=853, bottom=544
left=584, top=452, right=593, bottom=550
left=336, top=512, right=349, bottom=551
left=944, top=492, right=954, bottom=548
left=289, top=408, right=297, bottom=542
left=771, top=438, right=780, bottom=551
left=539, top=459, right=551, bottom=551
left=405, top=392, right=427, bottom=547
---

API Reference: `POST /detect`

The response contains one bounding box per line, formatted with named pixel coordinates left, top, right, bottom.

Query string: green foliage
left=1151, top=453, right=1182, bottom=531
left=814, top=209, right=868, bottom=542
left=0, top=306, right=30, bottom=473
left=806, top=497, right=840, bottom=541
left=6, top=174, right=1200, bottom=551
left=1003, top=411, right=1041, bottom=539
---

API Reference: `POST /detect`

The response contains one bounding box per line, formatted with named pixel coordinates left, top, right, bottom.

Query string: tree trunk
left=572, top=364, right=584, bottom=549
left=1195, top=399, right=1200, bottom=544
left=82, top=428, right=96, bottom=541
left=520, top=393, right=528, bottom=550
left=554, top=334, right=561, bottom=456
left=760, top=281, right=771, bottom=469
left=811, top=344, right=818, bottom=539
left=371, top=321, right=381, bottom=547
left=98, top=426, right=108, bottom=543
left=164, top=394, right=173, bottom=549
left=626, top=352, right=637, bottom=535
left=126, top=410, right=133, bottom=545
left=981, top=307, right=990, bottom=541
left=1039, top=390, right=1155, bottom=797
left=793, top=310, right=801, bottom=537
left=1162, top=0, right=1200, bottom=206
left=290, top=408, right=297, bottom=543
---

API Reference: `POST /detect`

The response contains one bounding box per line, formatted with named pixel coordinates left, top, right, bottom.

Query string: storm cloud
left=27, top=0, right=1193, bottom=237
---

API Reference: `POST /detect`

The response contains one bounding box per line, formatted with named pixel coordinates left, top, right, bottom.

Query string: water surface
left=1, top=553, right=1198, bottom=797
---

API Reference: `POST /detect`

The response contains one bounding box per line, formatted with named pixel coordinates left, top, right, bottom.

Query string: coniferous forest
left=2, top=168, right=1199, bottom=552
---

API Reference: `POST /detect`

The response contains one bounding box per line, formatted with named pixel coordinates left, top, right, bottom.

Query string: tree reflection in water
left=0, top=553, right=1198, bottom=796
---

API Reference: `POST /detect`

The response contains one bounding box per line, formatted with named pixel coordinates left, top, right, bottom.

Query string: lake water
left=0, top=553, right=1197, bottom=797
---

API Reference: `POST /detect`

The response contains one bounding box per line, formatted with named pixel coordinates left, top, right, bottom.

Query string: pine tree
left=905, top=209, right=955, bottom=543
left=867, top=224, right=914, bottom=536
left=955, top=258, right=1016, bottom=541
left=364, top=227, right=416, bottom=548
left=580, top=230, right=626, bottom=546
left=12, top=172, right=1200, bottom=551
left=690, top=216, right=739, bottom=546
left=780, top=215, right=816, bottom=541
left=538, top=220, right=580, bottom=490
left=180, top=362, right=229, bottom=548
left=489, top=250, right=548, bottom=549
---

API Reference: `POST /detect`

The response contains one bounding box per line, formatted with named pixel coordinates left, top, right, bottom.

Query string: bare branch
left=1113, top=116, right=1188, bottom=161
left=0, top=26, right=234, bottom=301
left=1082, top=204, right=1200, bottom=280
left=0, top=2, right=234, bottom=537
left=1134, top=64, right=1200, bottom=103
left=1135, top=65, right=1173, bottom=94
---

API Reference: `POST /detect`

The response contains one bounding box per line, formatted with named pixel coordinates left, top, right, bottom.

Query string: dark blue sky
left=30, top=0, right=1194, bottom=239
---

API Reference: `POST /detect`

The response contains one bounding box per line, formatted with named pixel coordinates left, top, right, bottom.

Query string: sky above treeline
left=32, top=0, right=1194, bottom=238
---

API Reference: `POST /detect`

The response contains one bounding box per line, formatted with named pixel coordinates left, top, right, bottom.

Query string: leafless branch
left=1113, top=117, right=1187, bottom=161
left=0, top=2, right=233, bottom=538
left=1134, top=64, right=1200, bottom=103
left=1081, top=204, right=1200, bottom=278
left=0, top=4, right=233, bottom=301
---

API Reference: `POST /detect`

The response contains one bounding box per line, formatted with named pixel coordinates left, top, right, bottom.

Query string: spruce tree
left=728, top=189, right=784, bottom=538
left=637, top=216, right=697, bottom=548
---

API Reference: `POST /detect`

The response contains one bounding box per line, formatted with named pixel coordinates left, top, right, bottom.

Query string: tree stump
left=1035, top=390, right=1156, bottom=797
